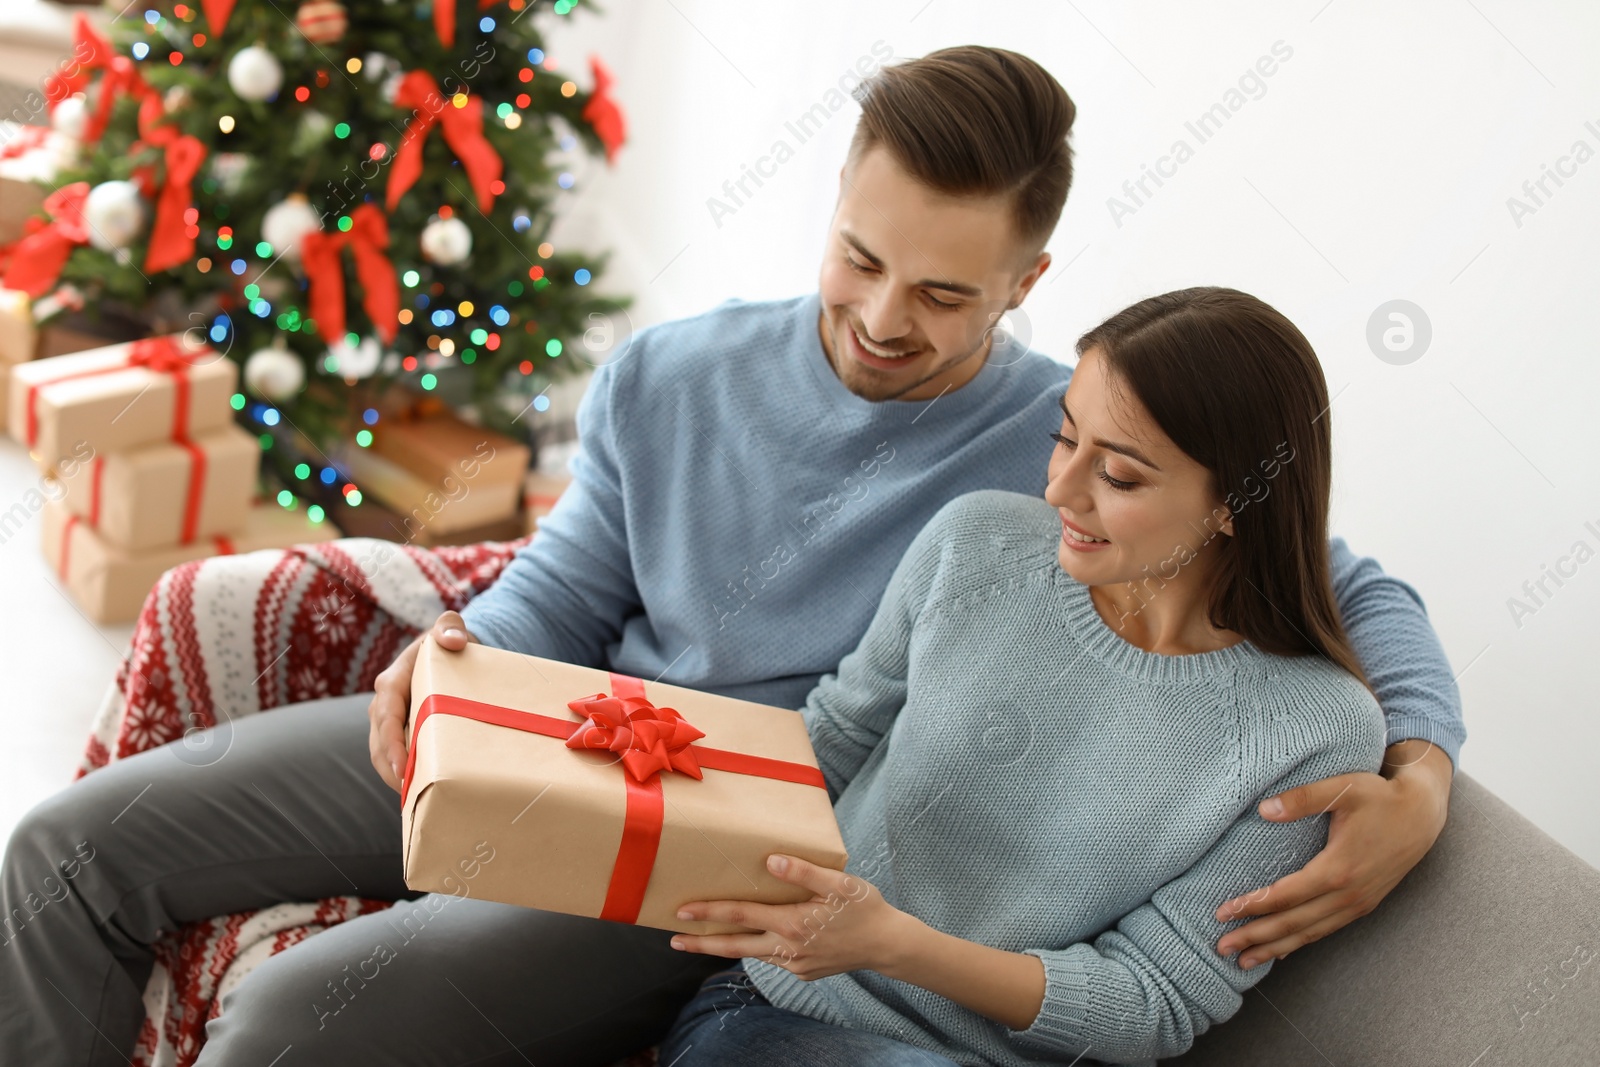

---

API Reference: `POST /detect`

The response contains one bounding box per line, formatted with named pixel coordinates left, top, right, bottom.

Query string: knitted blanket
left=74, top=533, right=657, bottom=1067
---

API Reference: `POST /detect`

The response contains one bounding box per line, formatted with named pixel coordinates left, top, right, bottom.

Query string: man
left=1, top=46, right=1462, bottom=1065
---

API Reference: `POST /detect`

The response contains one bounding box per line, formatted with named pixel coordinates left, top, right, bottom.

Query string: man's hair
left=846, top=46, right=1076, bottom=255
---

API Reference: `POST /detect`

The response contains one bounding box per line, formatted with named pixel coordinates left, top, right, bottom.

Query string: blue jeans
left=657, top=960, right=965, bottom=1066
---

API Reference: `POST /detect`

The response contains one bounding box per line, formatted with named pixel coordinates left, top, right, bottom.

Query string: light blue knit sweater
left=458, top=292, right=1465, bottom=769
left=741, top=489, right=1388, bottom=1066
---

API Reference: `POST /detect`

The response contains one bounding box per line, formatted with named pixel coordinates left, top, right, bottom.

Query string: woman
left=657, top=287, right=1387, bottom=1067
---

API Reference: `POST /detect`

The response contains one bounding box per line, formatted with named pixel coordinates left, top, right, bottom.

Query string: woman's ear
left=1218, top=507, right=1235, bottom=538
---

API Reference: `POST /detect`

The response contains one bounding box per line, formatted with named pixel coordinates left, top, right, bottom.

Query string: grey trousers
left=0, top=694, right=726, bottom=1066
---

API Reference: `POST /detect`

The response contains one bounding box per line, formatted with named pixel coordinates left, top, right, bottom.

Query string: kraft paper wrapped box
left=370, top=412, right=529, bottom=523
left=56, top=424, right=259, bottom=551
left=40, top=497, right=338, bottom=624
left=402, top=638, right=849, bottom=936
left=8, top=336, right=236, bottom=471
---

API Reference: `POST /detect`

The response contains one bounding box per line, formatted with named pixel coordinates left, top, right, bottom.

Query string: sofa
left=79, top=533, right=1600, bottom=1066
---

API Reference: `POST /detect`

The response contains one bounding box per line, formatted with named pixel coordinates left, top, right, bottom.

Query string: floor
left=0, top=434, right=131, bottom=847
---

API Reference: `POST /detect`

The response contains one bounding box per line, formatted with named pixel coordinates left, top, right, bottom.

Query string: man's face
left=817, top=145, right=1051, bottom=402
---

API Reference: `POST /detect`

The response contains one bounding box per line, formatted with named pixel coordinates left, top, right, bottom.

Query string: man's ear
left=1011, top=250, right=1052, bottom=307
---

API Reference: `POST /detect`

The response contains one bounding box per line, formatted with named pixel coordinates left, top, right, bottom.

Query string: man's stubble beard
left=820, top=309, right=994, bottom=403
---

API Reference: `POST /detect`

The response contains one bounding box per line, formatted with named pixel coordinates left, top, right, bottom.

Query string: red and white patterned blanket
left=74, top=532, right=657, bottom=1067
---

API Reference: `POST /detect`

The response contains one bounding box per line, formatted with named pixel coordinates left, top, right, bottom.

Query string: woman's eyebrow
left=1059, top=394, right=1163, bottom=471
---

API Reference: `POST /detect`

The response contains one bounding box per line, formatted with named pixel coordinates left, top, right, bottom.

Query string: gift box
left=334, top=443, right=522, bottom=536
left=402, top=638, right=848, bottom=935
left=8, top=335, right=236, bottom=471
left=0, top=289, right=35, bottom=364
left=370, top=411, right=530, bottom=512
left=523, top=471, right=571, bottom=535
left=41, top=497, right=337, bottom=623
left=0, top=125, right=53, bottom=247
left=57, top=424, right=259, bottom=551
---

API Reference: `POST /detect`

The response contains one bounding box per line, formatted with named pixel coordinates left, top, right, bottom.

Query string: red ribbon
left=134, top=95, right=208, bottom=274
left=85, top=438, right=208, bottom=544
left=1, top=182, right=91, bottom=298
left=432, top=0, right=499, bottom=50
left=58, top=511, right=234, bottom=584
left=42, top=15, right=113, bottom=109
left=300, top=203, right=400, bottom=345
left=202, top=0, right=236, bottom=36
left=386, top=70, right=502, bottom=214
left=24, top=335, right=210, bottom=449
left=83, top=56, right=154, bottom=145
left=581, top=56, right=627, bottom=165
left=401, top=672, right=827, bottom=925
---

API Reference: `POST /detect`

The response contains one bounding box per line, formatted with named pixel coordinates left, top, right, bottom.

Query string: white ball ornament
left=261, top=196, right=323, bottom=262
left=419, top=217, right=472, bottom=266
left=83, top=180, right=144, bottom=251
left=244, top=347, right=306, bottom=401
left=51, top=96, right=87, bottom=140
left=227, top=46, right=284, bottom=103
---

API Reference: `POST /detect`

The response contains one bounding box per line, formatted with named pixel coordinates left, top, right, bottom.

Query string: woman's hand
left=1214, top=740, right=1453, bottom=968
left=669, top=854, right=914, bottom=980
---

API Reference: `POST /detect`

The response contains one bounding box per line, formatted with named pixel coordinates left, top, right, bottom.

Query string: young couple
left=0, top=46, right=1463, bottom=1067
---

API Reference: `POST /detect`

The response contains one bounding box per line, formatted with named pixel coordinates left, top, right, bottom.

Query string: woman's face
left=1044, top=347, right=1231, bottom=589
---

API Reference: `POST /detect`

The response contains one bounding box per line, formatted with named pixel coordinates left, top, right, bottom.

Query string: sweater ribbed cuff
left=1381, top=712, right=1464, bottom=772
left=1003, top=946, right=1097, bottom=1056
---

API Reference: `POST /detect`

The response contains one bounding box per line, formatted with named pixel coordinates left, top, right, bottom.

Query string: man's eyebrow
left=840, top=230, right=985, bottom=298
left=1058, top=394, right=1163, bottom=471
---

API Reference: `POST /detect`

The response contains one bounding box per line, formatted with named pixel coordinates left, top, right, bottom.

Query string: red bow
left=581, top=56, right=627, bottom=165
left=133, top=95, right=208, bottom=274
left=83, top=55, right=154, bottom=145
left=300, top=203, right=400, bottom=345
left=387, top=70, right=502, bottom=213
left=1, top=182, right=91, bottom=298
left=202, top=0, right=237, bottom=36
left=42, top=15, right=113, bottom=109
left=432, top=0, right=499, bottom=50
left=565, top=691, right=707, bottom=783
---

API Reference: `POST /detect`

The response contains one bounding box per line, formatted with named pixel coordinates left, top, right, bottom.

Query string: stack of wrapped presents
left=7, top=334, right=335, bottom=623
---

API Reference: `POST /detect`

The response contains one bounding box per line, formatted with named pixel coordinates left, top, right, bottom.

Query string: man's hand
left=368, top=610, right=477, bottom=793
left=1214, top=740, right=1453, bottom=968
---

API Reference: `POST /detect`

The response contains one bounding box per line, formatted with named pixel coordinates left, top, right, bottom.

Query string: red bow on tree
left=132, top=95, right=208, bottom=274
left=387, top=70, right=503, bottom=214
left=582, top=56, right=627, bottom=165
left=42, top=15, right=114, bottom=109
left=0, top=182, right=91, bottom=298
left=83, top=55, right=154, bottom=145
left=565, top=691, right=708, bottom=784
left=299, top=203, right=400, bottom=345
left=432, top=0, right=500, bottom=50
left=202, top=0, right=237, bottom=36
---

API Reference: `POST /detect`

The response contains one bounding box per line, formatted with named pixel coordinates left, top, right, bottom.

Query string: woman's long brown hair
left=1077, top=287, right=1367, bottom=686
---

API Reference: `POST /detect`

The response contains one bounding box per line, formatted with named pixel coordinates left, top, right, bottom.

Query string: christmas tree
left=5, top=0, right=627, bottom=518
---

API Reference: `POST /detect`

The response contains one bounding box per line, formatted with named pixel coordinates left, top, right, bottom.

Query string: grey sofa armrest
left=1168, top=772, right=1600, bottom=1067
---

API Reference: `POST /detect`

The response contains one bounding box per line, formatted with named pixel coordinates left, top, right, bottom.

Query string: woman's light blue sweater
left=742, top=488, right=1387, bottom=1067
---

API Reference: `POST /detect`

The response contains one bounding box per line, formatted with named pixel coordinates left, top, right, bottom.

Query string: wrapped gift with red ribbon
left=40, top=496, right=337, bottom=624
left=402, top=638, right=849, bottom=934
left=7, top=334, right=236, bottom=471
left=57, top=423, right=257, bottom=551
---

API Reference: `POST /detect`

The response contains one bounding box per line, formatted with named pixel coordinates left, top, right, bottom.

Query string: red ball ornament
left=295, top=0, right=348, bottom=44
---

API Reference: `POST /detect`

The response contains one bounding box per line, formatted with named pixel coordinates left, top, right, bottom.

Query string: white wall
left=542, top=0, right=1600, bottom=867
